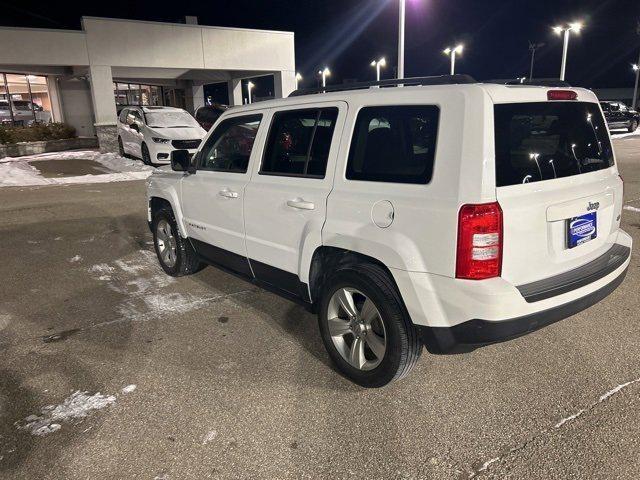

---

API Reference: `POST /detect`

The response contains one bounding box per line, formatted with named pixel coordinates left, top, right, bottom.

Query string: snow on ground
left=624, top=205, right=640, bottom=213
left=121, top=384, right=137, bottom=394
left=15, top=390, right=117, bottom=436
left=610, top=128, right=640, bottom=140
left=0, top=150, right=154, bottom=187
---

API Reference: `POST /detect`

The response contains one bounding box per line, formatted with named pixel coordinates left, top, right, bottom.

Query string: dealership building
left=0, top=16, right=296, bottom=152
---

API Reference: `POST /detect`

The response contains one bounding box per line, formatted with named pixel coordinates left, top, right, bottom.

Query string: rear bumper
left=424, top=265, right=628, bottom=351
left=391, top=230, right=632, bottom=349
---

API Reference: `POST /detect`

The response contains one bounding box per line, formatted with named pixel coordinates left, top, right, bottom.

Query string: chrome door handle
left=286, top=198, right=315, bottom=210
left=218, top=189, right=238, bottom=198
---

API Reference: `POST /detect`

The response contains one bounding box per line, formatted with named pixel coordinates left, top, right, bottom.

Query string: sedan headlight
left=152, top=137, right=170, bottom=144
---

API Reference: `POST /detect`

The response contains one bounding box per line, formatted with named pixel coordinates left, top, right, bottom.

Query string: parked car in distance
left=117, top=106, right=206, bottom=165
left=0, top=99, right=51, bottom=125
left=147, top=77, right=631, bottom=387
left=600, top=101, right=639, bottom=132
left=195, top=104, right=228, bottom=131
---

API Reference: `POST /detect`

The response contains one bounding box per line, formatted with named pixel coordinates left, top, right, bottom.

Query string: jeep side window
left=118, top=109, right=128, bottom=123
left=198, top=114, right=262, bottom=173
left=346, top=105, right=439, bottom=184
left=261, top=107, right=339, bottom=178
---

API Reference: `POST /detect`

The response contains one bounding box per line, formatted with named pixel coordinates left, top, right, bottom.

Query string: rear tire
left=141, top=143, right=152, bottom=165
left=629, top=120, right=638, bottom=133
left=152, top=206, right=203, bottom=277
left=317, top=263, right=421, bottom=388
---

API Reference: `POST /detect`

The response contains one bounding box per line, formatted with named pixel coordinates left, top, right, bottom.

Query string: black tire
left=118, top=136, right=125, bottom=157
left=629, top=120, right=638, bottom=133
left=317, top=263, right=421, bottom=388
left=152, top=206, right=203, bottom=277
left=141, top=143, right=152, bottom=165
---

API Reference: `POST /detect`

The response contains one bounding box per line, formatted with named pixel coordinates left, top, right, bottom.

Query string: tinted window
left=198, top=114, right=262, bottom=173
left=261, top=108, right=339, bottom=178
left=494, top=102, right=614, bottom=187
left=119, top=109, right=128, bottom=123
left=346, top=105, right=439, bottom=184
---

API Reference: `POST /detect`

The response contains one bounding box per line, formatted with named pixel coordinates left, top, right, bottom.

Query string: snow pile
left=202, top=430, right=218, bottom=445
left=121, top=384, right=137, bottom=394
left=0, top=160, right=49, bottom=186
left=0, top=150, right=154, bottom=187
left=15, top=390, right=116, bottom=436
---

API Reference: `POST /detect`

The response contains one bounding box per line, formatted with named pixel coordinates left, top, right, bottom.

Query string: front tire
left=318, top=263, right=421, bottom=388
left=629, top=120, right=638, bottom=133
left=141, top=143, right=152, bottom=165
left=152, top=207, right=202, bottom=277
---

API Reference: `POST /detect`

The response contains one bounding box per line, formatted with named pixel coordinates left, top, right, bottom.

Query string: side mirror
left=130, top=122, right=140, bottom=132
left=171, top=150, right=191, bottom=172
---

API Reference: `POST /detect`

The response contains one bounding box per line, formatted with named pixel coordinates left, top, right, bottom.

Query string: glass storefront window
left=1, top=72, right=53, bottom=126
left=27, top=75, right=52, bottom=123
left=150, top=86, right=162, bottom=106
left=127, top=84, right=141, bottom=106
left=113, top=82, right=164, bottom=108
left=140, top=84, right=151, bottom=106
left=114, top=83, right=129, bottom=106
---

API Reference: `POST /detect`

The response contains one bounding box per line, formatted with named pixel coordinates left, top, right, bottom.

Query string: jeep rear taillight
left=456, top=202, right=503, bottom=280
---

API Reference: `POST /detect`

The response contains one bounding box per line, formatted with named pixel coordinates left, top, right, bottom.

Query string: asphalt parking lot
left=1, top=133, right=639, bottom=479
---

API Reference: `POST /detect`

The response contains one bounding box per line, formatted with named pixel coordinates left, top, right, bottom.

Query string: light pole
left=247, top=81, right=254, bottom=104
left=528, top=42, right=545, bottom=80
left=443, top=45, right=463, bottom=75
left=553, top=22, right=583, bottom=81
left=295, top=73, right=302, bottom=90
left=633, top=64, right=639, bottom=110
left=318, top=67, right=330, bottom=88
left=370, top=57, right=386, bottom=81
left=398, top=0, right=405, bottom=79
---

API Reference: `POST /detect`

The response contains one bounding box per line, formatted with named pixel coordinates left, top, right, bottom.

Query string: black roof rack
left=486, top=78, right=572, bottom=87
left=289, top=74, right=477, bottom=97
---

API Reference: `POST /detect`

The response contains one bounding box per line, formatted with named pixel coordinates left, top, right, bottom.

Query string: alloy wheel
left=326, top=287, right=387, bottom=371
left=156, top=219, right=177, bottom=268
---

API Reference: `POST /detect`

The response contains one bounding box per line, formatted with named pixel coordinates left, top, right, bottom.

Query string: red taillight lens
left=547, top=90, right=577, bottom=101
left=456, top=202, right=503, bottom=280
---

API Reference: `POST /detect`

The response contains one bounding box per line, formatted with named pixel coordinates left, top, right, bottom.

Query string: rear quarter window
left=346, top=105, right=439, bottom=184
left=494, top=102, right=614, bottom=187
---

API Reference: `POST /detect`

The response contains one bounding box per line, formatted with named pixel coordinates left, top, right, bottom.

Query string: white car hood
left=148, top=126, right=205, bottom=140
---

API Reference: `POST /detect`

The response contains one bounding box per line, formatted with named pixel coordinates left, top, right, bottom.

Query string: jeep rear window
left=346, top=105, right=439, bottom=184
left=494, top=102, right=614, bottom=187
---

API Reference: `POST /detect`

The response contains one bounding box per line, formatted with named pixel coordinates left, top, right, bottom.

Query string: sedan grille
left=172, top=139, right=201, bottom=149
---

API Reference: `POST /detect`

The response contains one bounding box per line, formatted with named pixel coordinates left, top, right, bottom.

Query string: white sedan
left=117, top=106, right=206, bottom=165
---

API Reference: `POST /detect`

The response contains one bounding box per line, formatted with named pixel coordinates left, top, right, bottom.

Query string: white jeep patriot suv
left=146, top=76, right=632, bottom=387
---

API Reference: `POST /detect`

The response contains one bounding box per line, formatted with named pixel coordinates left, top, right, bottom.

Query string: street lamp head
left=553, top=26, right=564, bottom=35
left=247, top=81, right=254, bottom=89
left=370, top=60, right=377, bottom=67
left=296, top=72, right=302, bottom=80
left=323, top=67, right=331, bottom=76
left=633, top=64, right=639, bottom=72
left=443, top=47, right=452, bottom=55
left=569, top=21, right=583, bottom=32
left=455, top=44, right=464, bottom=54
left=379, top=57, right=387, bottom=67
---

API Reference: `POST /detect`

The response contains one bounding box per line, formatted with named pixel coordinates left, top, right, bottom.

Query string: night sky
left=2, top=0, right=639, bottom=99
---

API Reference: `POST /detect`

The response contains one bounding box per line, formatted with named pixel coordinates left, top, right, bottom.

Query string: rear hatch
left=492, top=91, right=623, bottom=286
